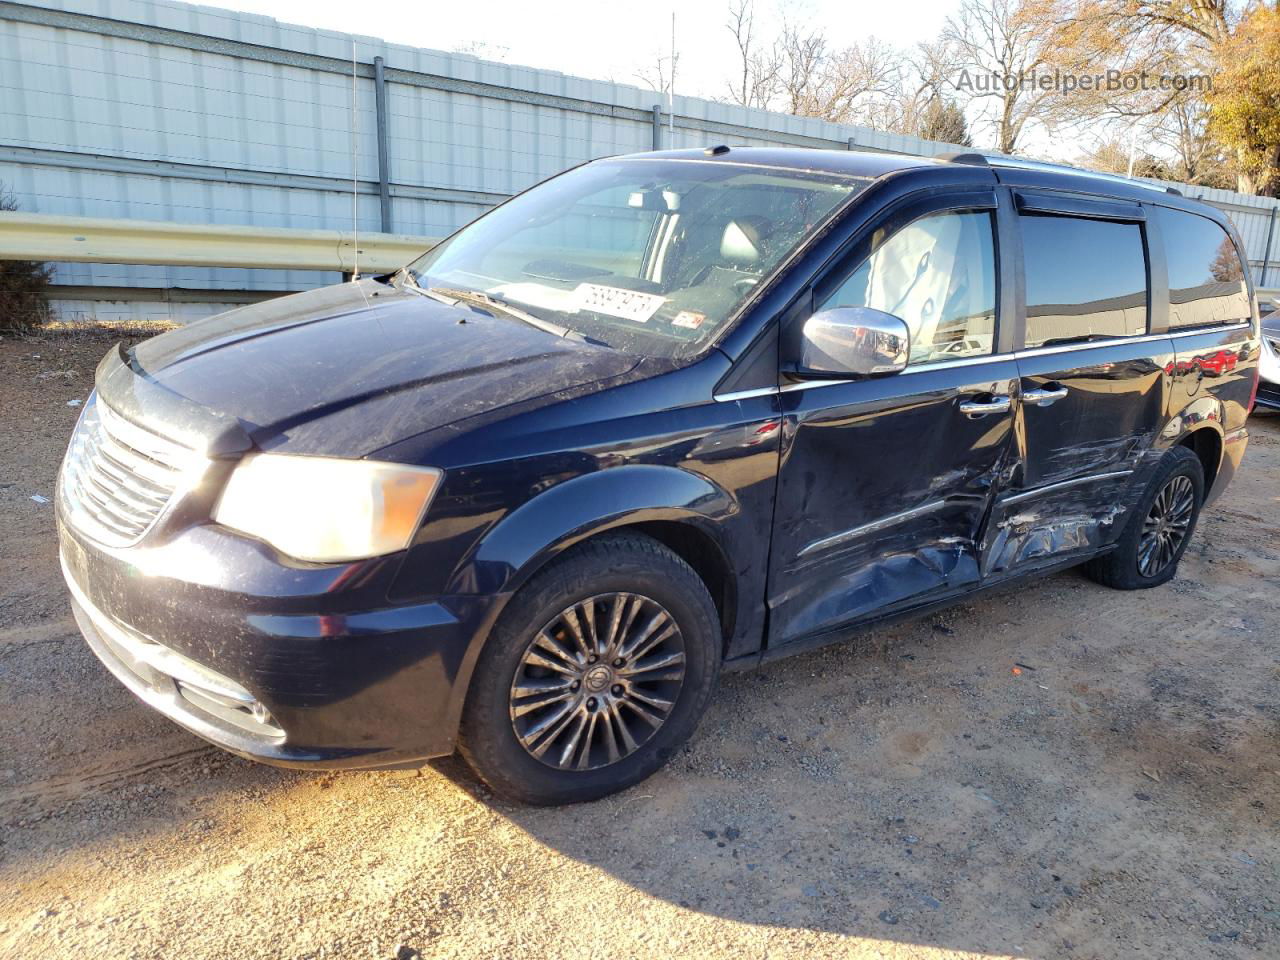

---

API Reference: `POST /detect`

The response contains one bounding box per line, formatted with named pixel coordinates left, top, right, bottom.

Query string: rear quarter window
left=1020, top=214, right=1148, bottom=348
left=1157, top=207, right=1252, bottom=328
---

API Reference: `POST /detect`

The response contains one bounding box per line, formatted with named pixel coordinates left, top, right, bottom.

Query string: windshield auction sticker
left=574, top=283, right=666, bottom=323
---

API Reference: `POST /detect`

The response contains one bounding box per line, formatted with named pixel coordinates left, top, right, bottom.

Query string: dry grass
left=37, top=317, right=179, bottom=339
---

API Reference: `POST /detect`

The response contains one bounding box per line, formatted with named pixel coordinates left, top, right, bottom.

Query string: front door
left=767, top=192, right=1019, bottom=646
left=984, top=192, right=1172, bottom=576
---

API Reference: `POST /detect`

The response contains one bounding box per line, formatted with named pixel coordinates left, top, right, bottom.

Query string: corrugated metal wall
left=4, top=0, right=1280, bottom=318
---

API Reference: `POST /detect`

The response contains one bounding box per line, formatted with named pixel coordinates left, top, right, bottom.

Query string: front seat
left=719, top=216, right=774, bottom=266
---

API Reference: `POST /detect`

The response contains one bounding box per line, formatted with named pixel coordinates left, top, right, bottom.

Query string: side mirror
left=798, top=306, right=911, bottom=377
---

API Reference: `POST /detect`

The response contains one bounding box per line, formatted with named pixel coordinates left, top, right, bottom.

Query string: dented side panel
left=983, top=339, right=1175, bottom=576
left=767, top=359, right=1019, bottom=646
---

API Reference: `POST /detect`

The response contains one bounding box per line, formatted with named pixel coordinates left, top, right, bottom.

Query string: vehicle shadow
left=422, top=554, right=1280, bottom=957
left=5, top=549, right=1278, bottom=958
left=4, top=417, right=1277, bottom=957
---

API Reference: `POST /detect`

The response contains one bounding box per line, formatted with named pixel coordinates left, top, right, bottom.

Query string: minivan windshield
left=407, top=159, right=866, bottom=358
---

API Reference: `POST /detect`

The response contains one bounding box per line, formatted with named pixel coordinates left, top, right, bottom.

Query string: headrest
left=720, top=217, right=772, bottom=264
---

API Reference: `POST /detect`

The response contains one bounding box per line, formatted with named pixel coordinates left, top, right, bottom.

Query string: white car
left=1259, top=306, right=1280, bottom=410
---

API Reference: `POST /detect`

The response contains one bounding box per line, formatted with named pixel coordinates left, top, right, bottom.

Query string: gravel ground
left=1, top=331, right=1278, bottom=960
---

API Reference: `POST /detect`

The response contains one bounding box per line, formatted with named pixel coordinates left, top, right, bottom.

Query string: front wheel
left=459, top=532, right=721, bottom=805
left=1085, top=446, right=1204, bottom=590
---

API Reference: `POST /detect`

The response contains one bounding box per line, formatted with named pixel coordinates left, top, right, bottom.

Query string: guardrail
left=0, top=213, right=438, bottom=273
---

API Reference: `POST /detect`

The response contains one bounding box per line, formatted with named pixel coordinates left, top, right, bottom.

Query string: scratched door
left=983, top=199, right=1173, bottom=575
left=766, top=198, right=1018, bottom=647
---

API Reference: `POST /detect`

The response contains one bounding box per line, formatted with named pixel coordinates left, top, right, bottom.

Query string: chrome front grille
left=60, top=395, right=198, bottom=547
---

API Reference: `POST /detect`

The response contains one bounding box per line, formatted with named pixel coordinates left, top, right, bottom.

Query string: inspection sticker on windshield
left=574, top=283, right=666, bottom=323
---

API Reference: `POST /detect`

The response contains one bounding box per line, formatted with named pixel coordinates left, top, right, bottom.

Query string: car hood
left=109, top=280, right=641, bottom=457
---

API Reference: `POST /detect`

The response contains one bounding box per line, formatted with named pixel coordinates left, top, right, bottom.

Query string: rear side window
left=1158, top=208, right=1251, bottom=328
left=1020, top=215, right=1148, bottom=348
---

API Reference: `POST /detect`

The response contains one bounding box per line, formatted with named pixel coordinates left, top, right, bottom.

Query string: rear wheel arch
left=1177, top=426, right=1222, bottom=493
left=1086, top=444, right=1204, bottom=590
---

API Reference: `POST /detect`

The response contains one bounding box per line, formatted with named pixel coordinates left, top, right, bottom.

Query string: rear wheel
left=459, top=532, right=720, bottom=805
left=1085, top=446, right=1204, bottom=590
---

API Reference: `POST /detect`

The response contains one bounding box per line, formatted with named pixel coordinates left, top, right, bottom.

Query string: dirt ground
left=1, top=330, right=1277, bottom=960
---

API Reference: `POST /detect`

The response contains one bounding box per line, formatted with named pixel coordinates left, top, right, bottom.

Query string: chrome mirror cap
left=799, top=306, right=911, bottom=377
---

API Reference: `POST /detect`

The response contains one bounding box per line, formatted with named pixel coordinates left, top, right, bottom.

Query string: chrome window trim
left=1016, top=322, right=1251, bottom=359
left=778, top=378, right=842, bottom=393
left=1015, top=332, right=1168, bottom=359
left=714, top=386, right=779, bottom=402
left=1165, top=320, right=1253, bottom=337
left=776, top=352, right=1014, bottom=394
left=718, top=321, right=1253, bottom=399
left=1000, top=470, right=1134, bottom=506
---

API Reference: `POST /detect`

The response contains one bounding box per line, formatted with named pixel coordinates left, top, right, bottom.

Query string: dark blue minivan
left=58, top=148, right=1261, bottom=804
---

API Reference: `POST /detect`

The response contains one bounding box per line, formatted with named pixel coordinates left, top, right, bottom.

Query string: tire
left=1084, top=446, right=1205, bottom=590
left=458, top=532, right=721, bottom=805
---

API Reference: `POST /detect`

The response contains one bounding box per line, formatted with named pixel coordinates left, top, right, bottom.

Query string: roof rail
left=937, top=151, right=1182, bottom=197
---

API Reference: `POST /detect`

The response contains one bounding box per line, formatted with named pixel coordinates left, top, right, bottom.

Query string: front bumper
left=59, top=517, right=503, bottom=770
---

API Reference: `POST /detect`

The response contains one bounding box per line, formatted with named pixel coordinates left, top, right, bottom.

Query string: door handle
left=1022, top=385, right=1069, bottom=407
left=959, top=395, right=1012, bottom=418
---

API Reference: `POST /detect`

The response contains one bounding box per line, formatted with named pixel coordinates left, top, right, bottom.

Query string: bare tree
left=944, top=0, right=1066, bottom=153
left=1077, top=134, right=1170, bottom=177
left=880, top=40, right=966, bottom=138
left=634, top=49, right=680, bottom=100
left=1150, top=97, right=1231, bottom=186
left=725, top=0, right=780, bottom=109
left=720, top=6, right=972, bottom=138
left=912, top=39, right=962, bottom=105
left=775, top=25, right=905, bottom=124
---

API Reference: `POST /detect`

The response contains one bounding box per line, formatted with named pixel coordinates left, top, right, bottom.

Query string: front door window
left=820, top=210, right=997, bottom=364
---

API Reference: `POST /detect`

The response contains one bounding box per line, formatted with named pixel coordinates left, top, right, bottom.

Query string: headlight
left=214, top=455, right=442, bottom=562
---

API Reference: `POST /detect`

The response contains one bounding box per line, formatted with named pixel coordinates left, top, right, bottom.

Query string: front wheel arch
left=436, top=467, right=740, bottom=757
left=457, top=530, right=723, bottom=803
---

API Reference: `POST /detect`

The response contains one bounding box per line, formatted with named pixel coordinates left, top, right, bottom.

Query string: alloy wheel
left=509, top=592, right=687, bottom=771
left=1137, top=474, right=1196, bottom=578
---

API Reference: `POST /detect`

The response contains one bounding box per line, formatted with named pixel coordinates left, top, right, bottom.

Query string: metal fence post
left=1262, top=205, right=1277, bottom=287
left=652, top=105, right=663, bottom=151
left=373, top=56, right=393, bottom=233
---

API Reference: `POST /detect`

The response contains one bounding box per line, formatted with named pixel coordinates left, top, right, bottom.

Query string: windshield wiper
left=394, top=269, right=463, bottom=306
left=426, top=285, right=582, bottom=340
